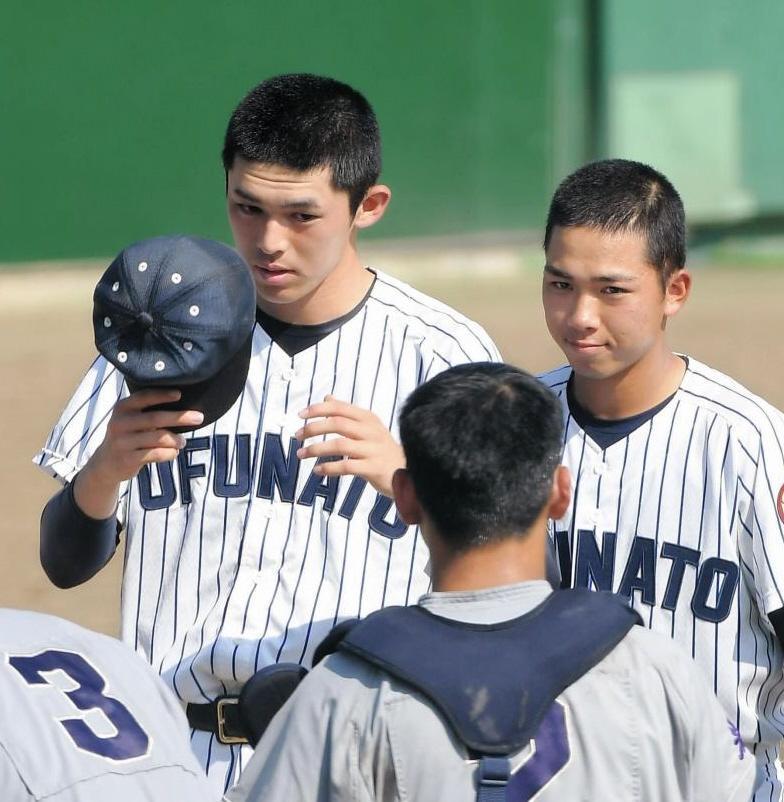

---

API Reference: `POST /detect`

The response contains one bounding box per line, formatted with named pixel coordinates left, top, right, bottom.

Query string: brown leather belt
left=186, top=697, right=249, bottom=745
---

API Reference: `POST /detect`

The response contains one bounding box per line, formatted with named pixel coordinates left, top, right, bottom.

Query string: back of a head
left=222, top=73, right=381, bottom=212
left=399, top=363, right=563, bottom=550
left=543, top=158, right=686, bottom=280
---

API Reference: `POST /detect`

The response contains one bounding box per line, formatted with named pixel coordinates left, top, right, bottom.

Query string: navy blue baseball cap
left=93, top=235, right=256, bottom=432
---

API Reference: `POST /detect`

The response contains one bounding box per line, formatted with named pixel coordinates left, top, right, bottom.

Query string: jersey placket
left=574, top=433, right=606, bottom=537
left=219, top=345, right=304, bottom=682
left=558, top=429, right=631, bottom=594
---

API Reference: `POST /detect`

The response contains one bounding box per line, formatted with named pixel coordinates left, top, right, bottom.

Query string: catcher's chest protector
left=336, top=589, right=641, bottom=802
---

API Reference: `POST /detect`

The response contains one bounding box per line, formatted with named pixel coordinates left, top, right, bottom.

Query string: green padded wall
left=1, top=1, right=575, bottom=262
left=599, top=0, right=784, bottom=223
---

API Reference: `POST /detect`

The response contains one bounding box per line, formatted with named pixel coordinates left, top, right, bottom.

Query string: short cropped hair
left=399, top=363, right=564, bottom=552
left=222, top=73, right=381, bottom=213
left=544, top=159, right=686, bottom=280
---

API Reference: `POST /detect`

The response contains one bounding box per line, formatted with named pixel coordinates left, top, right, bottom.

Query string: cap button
left=136, top=311, right=154, bottom=330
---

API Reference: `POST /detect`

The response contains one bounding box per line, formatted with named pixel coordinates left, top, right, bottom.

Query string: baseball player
left=224, top=363, right=753, bottom=802
left=0, top=607, right=213, bottom=800
left=540, top=158, right=784, bottom=798
left=35, top=73, right=500, bottom=792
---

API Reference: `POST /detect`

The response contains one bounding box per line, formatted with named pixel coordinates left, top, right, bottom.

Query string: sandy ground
left=1, top=251, right=782, bottom=635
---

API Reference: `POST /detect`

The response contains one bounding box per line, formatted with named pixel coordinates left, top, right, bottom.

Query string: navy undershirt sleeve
left=40, top=480, right=120, bottom=589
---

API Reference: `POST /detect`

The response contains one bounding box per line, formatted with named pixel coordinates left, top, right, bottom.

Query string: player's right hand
left=73, top=389, right=202, bottom=520
left=87, top=389, right=204, bottom=486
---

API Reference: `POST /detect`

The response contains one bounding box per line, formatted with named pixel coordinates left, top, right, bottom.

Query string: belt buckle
left=216, top=697, right=247, bottom=745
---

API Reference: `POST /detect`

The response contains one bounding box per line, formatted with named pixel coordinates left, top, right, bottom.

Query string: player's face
left=227, top=158, right=375, bottom=323
left=542, top=225, right=688, bottom=382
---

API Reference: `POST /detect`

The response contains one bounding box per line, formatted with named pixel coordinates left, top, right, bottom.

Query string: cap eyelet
left=138, top=261, right=148, bottom=272
left=111, top=281, right=120, bottom=292
left=183, top=341, right=193, bottom=351
left=118, top=351, right=128, bottom=363
left=103, top=317, right=112, bottom=328
left=171, top=272, right=182, bottom=284
left=189, top=305, right=200, bottom=317
left=154, top=360, right=165, bottom=372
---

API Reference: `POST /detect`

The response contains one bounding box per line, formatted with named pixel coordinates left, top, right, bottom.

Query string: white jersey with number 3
left=0, top=609, right=212, bottom=801
left=34, top=270, right=500, bottom=793
left=541, top=356, right=784, bottom=800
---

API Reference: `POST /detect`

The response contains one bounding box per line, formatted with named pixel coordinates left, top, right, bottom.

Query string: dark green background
left=1, top=1, right=569, bottom=262
left=3, top=1, right=783, bottom=262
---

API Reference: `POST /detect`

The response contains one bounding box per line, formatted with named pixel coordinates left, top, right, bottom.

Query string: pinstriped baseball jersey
left=35, top=269, right=500, bottom=793
left=541, top=356, right=784, bottom=800
left=0, top=609, right=212, bottom=801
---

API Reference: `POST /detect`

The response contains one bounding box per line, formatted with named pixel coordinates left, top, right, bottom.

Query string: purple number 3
left=506, top=701, right=571, bottom=800
left=8, top=650, right=149, bottom=761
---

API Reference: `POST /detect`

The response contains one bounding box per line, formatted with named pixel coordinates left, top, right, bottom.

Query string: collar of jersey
left=255, top=270, right=377, bottom=357
left=566, top=354, right=689, bottom=449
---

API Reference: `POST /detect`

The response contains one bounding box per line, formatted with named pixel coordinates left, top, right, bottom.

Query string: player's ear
left=663, top=268, right=691, bottom=318
left=392, top=467, right=422, bottom=525
left=546, top=465, right=571, bottom=521
left=353, top=184, right=391, bottom=230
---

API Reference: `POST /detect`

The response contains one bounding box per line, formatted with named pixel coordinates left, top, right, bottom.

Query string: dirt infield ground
left=2, top=255, right=782, bottom=635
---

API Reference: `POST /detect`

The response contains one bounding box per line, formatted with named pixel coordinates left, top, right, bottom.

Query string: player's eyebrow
left=278, top=197, right=323, bottom=211
left=544, top=264, right=637, bottom=283
left=231, top=186, right=322, bottom=212
left=231, top=186, right=263, bottom=203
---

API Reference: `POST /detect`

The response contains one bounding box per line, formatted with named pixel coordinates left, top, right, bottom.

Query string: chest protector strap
left=335, top=589, right=641, bottom=802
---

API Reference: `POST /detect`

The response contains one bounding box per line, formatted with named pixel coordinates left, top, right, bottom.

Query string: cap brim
left=126, top=328, right=254, bottom=432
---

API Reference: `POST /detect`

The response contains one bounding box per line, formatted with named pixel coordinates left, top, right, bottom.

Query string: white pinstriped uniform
left=35, top=270, right=500, bottom=794
left=541, top=356, right=784, bottom=800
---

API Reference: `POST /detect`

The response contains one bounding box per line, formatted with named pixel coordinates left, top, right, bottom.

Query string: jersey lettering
left=177, top=436, right=209, bottom=504
left=299, top=461, right=340, bottom=512
left=213, top=433, right=251, bottom=498
left=691, top=558, right=739, bottom=623
left=137, top=462, right=177, bottom=510
left=660, top=543, right=701, bottom=611
left=574, top=530, right=616, bottom=590
left=617, top=536, right=656, bottom=605
left=556, top=530, right=740, bottom=622
left=7, top=650, right=149, bottom=761
left=136, top=433, right=408, bottom=538
left=338, top=476, right=369, bottom=519
left=368, top=494, right=408, bottom=539
left=507, top=700, right=570, bottom=800
left=257, top=434, right=301, bottom=501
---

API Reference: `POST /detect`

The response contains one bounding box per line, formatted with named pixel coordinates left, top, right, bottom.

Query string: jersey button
left=592, top=462, right=606, bottom=475
left=280, top=367, right=296, bottom=381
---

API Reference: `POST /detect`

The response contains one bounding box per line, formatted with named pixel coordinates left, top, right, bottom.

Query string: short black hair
left=544, top=159, right=686, bottom=280
left=399, top=363, right=564, bottom=551
left=222, top=73, right=381, bottom=213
